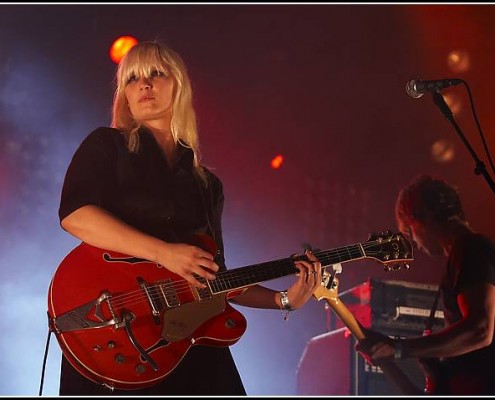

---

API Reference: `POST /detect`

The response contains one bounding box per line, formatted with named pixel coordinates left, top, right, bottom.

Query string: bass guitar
left=48, top=231, right=413, bottom=390
left=313, top=266, right=422, bottom=395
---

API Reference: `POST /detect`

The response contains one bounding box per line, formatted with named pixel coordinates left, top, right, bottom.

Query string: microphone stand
left=431, top=91, right=495, bottom=198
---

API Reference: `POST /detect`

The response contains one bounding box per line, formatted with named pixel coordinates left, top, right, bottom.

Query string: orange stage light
left=109, top=36, right=138, bottom=64
left=270, top=155, right=284, bottom=169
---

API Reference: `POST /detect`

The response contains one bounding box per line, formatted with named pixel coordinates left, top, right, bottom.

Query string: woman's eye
left=150, top=69, right=164, bottom=78
left=127, top=75, right=137, bottom=83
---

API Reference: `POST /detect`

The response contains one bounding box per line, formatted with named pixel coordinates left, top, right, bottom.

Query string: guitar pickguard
left=162, top=294, right=227, bottom=342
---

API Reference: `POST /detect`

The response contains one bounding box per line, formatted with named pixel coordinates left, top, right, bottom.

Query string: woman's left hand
left=286, top=250, right=322, bottom=310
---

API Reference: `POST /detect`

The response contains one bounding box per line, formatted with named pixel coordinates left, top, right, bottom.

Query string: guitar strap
left=423, top=286, right=442, bottom=336
left=420, top=286, right=445, bottom=395
left=201, top=170, right=217, bottom=243
left=194, top=169, right=224, bottom=265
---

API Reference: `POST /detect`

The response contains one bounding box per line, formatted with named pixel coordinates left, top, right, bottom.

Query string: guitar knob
left=107, top=341, right=116, bottom=349
left=135, top=364, right=146, bottom=375
left=114, top=353, right=126, bottom=364
left=225, top=318, right=236, bottom=329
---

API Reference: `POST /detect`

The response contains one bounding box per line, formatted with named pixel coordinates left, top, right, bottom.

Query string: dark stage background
left=1, top=4, right=494, bottom=396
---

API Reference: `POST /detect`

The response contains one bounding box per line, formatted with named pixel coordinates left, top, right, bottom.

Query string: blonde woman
left=57, top=41, right=321, bottom=396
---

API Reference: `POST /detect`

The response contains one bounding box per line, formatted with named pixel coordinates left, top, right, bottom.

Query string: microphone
left=406, top=78, right=463, bottom=98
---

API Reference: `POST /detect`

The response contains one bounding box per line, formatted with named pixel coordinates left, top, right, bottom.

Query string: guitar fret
left=211, top=261, right=297, bottom=294
left=209, top=244, right=374, bottom=295
left=319, top=245, right=362, bottom=265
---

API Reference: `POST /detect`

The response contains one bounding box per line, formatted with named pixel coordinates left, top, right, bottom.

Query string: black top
left=62, top=128, right=210, bottom=244
left=438, top=231, right=495, bottom=393
left=58, top=127, right=245, bottom=396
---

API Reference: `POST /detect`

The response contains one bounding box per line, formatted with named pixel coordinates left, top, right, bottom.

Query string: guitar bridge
left=52, top=291, right=118, bottom=333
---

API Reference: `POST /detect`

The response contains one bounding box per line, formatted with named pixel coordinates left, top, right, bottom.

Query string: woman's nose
left=138, top=77, right=152, bottom=89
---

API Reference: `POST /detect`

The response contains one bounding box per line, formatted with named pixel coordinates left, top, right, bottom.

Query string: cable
left=39, top=312, right=53, bottom=396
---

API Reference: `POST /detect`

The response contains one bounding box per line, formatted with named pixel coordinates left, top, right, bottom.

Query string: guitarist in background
left=57, top=40, right=322, bottom=395
left=355, top=174, right=495, bottom=395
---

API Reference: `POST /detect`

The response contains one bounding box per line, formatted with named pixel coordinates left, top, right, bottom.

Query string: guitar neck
left=210, top=244, right=365, bottom=294
left=328, top=296, right=366, bottom=340
left=324, top=289, right=422, bottom=396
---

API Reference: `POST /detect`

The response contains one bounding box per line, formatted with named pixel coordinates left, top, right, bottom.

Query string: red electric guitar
left=48, top=231, right=413, bottom=390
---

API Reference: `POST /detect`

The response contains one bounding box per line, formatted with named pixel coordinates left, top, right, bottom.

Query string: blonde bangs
left=111, top=41, right=206, bottom=182
left=117, top=44, right=170, bottom=90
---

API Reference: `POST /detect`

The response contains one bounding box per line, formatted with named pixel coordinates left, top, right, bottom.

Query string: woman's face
left=124, top=68, right=175, bottom=126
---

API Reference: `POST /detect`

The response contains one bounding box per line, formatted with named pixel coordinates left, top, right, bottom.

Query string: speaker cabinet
left=296, top=327, right=426, bottom=395
left=296, top=278, right=443, bottom=395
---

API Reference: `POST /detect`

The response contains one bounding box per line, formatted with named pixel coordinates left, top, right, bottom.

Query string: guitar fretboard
left=209, top=244, right=364, bottom=294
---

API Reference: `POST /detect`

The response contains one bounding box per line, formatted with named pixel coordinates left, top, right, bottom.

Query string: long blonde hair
left=111, top=41, right=205, bottom=179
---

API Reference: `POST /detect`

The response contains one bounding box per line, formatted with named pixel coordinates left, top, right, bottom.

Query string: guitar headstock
left=363, top=230, right=414, bottom=272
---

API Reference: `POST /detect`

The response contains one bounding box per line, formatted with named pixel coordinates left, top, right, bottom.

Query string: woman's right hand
left=157, top=242, right=219, bottom=288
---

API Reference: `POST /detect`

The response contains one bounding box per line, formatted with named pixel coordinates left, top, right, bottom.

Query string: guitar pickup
left=159, top=279, right=181, bottom=308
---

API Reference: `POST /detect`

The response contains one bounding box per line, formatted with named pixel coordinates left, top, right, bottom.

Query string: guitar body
left=421, top=358, right=495, bottom=396
left=48, top=235, right=247, bottom=390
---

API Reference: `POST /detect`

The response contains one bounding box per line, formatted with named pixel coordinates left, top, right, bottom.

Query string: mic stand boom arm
left=431, top=91, right=495, bottom=198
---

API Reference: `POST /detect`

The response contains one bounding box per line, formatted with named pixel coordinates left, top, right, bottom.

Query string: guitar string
left=108, top=240, right=407, bottom=308
left=109, top=244, right=367, bottom=308
left=108, top=239, right=409, bottom=309
left=109, top=250, right=407, bottom=309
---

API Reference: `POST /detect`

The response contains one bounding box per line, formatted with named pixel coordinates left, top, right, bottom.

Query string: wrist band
left=280, top=290, right=293, bottom=311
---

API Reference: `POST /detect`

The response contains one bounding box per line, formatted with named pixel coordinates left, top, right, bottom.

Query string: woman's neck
left=145, top=124, right=177, bottom=165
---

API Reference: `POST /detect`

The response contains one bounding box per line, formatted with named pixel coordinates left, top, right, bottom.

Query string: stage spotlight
left=109, top=36, right=138, bottom=64
left=270, top=154, right=284, bottom=169
left=431, top=138, right=455, bottom=163
left=447, top=49, right=470, bottom=73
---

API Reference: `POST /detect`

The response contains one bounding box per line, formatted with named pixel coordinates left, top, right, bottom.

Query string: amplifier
left=334, top=278, right=445, bottom=334
left=297, top=278, right=445, bottom=395
left=296, top=327, right=427, bottom=395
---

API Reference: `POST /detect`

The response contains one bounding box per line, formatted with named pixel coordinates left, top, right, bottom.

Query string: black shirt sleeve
left=58, top=127, right=119, bottom=222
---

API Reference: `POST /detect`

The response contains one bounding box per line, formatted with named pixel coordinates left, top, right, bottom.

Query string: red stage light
left=270, top=155, right=284, bottom=169
left=109, top=36, right=138, bottom=64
